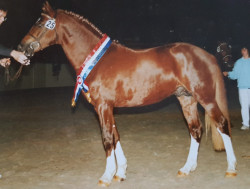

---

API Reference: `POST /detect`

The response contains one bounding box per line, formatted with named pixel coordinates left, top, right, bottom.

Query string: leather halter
left=216, top=42, right=232, bottom=63
left=26, top=11, right=58, bottom=52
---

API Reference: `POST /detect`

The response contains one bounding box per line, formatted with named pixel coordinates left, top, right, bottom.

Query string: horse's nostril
left=30, top=41, right=40, bottom=50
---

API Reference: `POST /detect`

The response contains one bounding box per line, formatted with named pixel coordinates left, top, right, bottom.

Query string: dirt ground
left=0, top=86, right=250, bottom=189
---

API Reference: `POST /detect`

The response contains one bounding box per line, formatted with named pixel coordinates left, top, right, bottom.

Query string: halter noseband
left=222, top=54, right=232, bottom=60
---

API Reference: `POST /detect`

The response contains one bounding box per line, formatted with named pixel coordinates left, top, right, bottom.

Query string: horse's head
left=18, top=2, right=58, bottom=58
left=216, top=42, right=234, bottom=68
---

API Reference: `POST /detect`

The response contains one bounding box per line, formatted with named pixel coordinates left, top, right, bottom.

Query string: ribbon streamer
left=72, top=34, right=111, bottom=107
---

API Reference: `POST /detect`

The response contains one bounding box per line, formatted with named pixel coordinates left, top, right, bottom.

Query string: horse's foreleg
left=113, top=125, right=127, bottom=182
left=96, top=103, right=116, bottom=187
left=177, top=95, right=202, bottom=177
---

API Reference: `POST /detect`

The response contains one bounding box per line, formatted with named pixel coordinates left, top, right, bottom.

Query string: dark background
left=0, top=0, right=250, bottom=63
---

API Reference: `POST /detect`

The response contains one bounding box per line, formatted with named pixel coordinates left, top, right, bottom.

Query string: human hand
left=10, top=50, right=30, bottom=65
left=0, top=58, right=11, bottom=67
left=223, top=72, right=228, bottom=77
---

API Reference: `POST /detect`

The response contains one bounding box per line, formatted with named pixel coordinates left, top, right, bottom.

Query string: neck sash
left=72, top=34, right=111, bottom=106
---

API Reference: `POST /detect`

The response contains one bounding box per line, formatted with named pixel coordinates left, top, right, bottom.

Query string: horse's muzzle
left=17, top=43, right=36, bottom=58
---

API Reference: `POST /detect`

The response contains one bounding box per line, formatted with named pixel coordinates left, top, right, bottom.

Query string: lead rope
left=4, top=65, right=24, bottom=85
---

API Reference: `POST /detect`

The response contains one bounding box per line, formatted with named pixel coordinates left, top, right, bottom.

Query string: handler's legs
left=239, top=89, right=250, bottom=128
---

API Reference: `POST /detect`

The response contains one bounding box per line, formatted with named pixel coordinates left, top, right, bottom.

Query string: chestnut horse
left=18, top=2, right=237, bottom=186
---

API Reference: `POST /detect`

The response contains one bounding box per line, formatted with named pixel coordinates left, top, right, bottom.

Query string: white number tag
left=45, top=19, right=56, bottom=30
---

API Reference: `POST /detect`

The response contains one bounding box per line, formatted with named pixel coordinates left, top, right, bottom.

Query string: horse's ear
left=42, top=1, right=55, bottom=17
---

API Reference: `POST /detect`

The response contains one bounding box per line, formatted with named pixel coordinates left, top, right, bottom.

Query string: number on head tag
left=45, top=19, right=56, bottom=30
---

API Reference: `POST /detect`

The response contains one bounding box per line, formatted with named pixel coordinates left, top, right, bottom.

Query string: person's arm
left=0, top=44, right=30, bottom=65
left=227, top=61, right=239, bottom=80
left=10, top=50, right=30, bottom=65
left=0, top=44, right=12, bottom=57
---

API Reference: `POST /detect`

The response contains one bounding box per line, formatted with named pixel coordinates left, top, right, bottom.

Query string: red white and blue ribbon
left=72, top=34, right=111, bottom=106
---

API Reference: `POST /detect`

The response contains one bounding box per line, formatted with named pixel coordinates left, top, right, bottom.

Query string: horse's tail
left=205, top=71, right=230, bottom=151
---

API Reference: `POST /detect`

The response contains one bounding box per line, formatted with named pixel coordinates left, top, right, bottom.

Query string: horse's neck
left=57, top=13, right=101, bottom=70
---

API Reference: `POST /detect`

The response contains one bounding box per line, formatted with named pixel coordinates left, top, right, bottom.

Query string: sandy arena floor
left=0, top=87, right=250, bottom=189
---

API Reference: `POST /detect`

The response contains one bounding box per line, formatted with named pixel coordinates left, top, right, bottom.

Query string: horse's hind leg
left=203, top=102, right=237, bottom=176
left=177, top=95, right=202, bottom=177
left=217, top=129, right=237, bottom=177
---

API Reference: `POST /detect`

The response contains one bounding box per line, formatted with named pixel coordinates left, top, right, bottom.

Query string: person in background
left=0, top=5, right=30, bottom=67
left=223, top=47, right=250, bottom=130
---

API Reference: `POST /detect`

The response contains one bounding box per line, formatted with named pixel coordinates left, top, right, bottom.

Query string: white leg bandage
left=217, top=128, right=237, bottom=173
left=115, top=141, right=127, bottom=179
left=99, top=149, right=116, bottom=184
left=180, top=135, right=199, bottom=174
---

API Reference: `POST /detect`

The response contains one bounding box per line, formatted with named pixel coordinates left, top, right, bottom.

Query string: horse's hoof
left=98, top=180, right=110, bottom=187
left=177, top=170, right=188, bottom=177
left=113, top=175, right=125, bottom=182
left=225, top=172, right=237, bottom=177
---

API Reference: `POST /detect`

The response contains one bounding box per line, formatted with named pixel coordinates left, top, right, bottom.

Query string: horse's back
left=133, top=42, right=219, bottom=74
